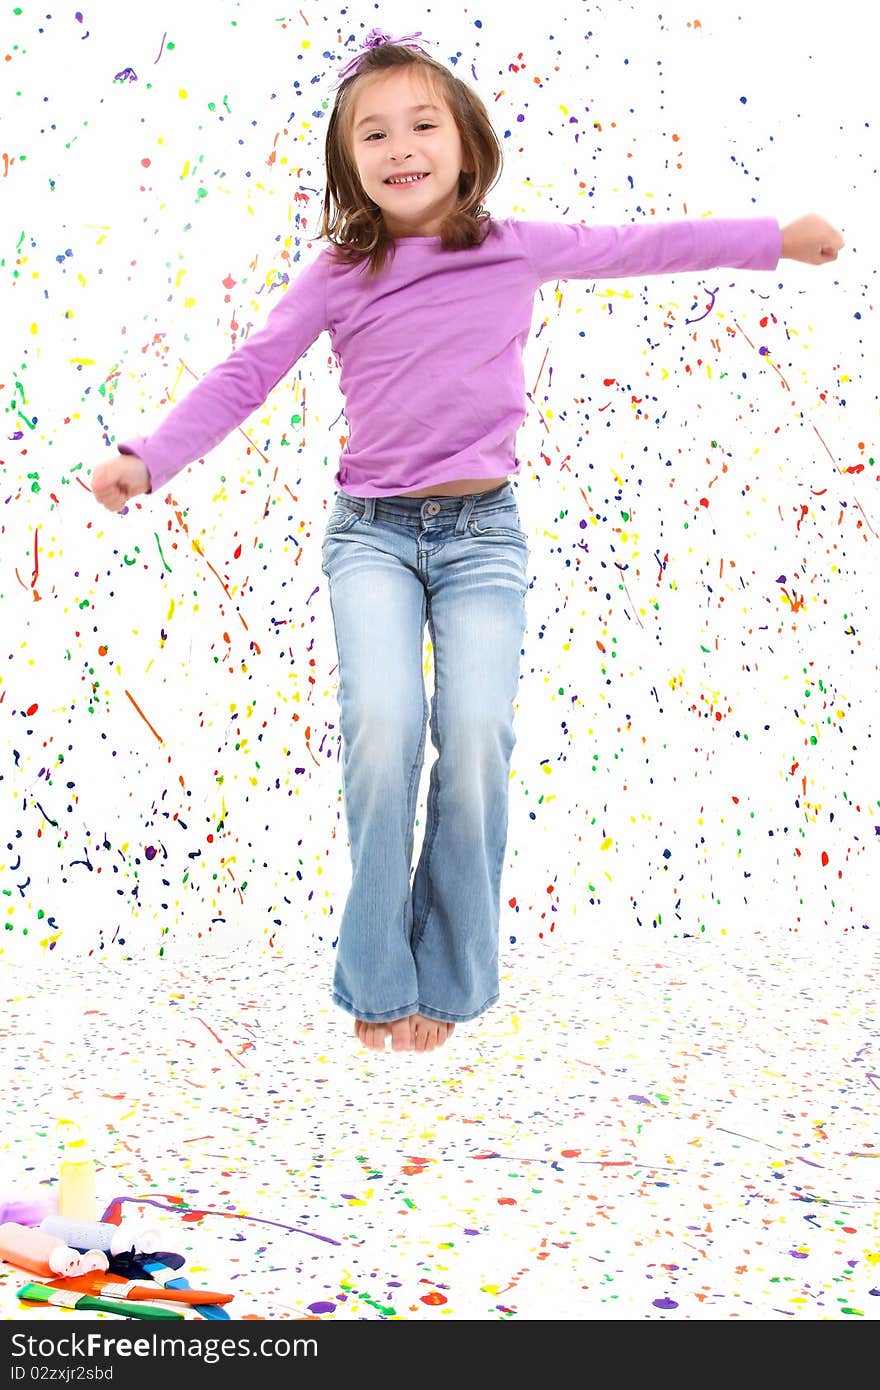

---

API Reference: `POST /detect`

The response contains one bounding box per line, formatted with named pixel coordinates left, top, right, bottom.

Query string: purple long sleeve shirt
left=118, top=215, right=782, bottom=498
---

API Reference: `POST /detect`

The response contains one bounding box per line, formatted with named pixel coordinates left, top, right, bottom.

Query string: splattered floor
left=1, top=932, right=877, bottom=1321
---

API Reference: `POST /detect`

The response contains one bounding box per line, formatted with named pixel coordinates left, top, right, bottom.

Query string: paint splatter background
left=2, top=0, right=878, bottom=1323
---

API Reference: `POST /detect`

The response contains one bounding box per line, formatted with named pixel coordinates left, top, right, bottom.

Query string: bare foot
left=354, top=1016, right=414, bottom=1051
left=411, top=1014, right=456, bottom=1053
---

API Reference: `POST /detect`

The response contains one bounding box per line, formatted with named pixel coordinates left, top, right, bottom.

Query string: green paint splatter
left=154, top=533, right=172, bottom=572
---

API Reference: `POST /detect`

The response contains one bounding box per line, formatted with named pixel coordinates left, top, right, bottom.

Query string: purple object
left=338, top=29, right=428, bottom=81
left=0, top=1197, right=50, bottom=1227
left=118, top=217, right=782, bottom=501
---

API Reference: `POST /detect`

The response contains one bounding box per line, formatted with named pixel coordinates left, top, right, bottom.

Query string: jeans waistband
left=334, top=481, right=515, bottom=527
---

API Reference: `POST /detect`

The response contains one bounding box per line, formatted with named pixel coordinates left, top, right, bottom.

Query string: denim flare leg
left=320, top=482, right=529, bottom=1025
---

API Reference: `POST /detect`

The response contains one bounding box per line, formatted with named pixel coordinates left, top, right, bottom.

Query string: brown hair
left=317, top=43, right=504, bottom=279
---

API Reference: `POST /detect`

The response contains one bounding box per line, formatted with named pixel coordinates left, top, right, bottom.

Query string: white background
left=2, top=0, right=877, bottom=962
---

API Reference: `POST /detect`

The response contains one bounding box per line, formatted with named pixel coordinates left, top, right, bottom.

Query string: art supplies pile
left=0, top=1118, right=233, bottom=1319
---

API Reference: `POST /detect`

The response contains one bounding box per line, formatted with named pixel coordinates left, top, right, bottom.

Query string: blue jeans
left=320, top=482, right=529, bottom=1024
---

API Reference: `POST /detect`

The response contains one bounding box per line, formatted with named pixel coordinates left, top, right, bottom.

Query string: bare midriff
left=392, top=476, right=508, bottom=498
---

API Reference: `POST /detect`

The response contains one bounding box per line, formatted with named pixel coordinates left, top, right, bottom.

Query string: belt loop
left=361, top=497, right=375, bottom=526
left=456, top=495, right=476, bottom=537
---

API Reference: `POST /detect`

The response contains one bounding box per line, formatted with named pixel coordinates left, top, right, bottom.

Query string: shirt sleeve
left=518, top=216, right=782, bottom=286
left=117, top=249, right=329, bottom=494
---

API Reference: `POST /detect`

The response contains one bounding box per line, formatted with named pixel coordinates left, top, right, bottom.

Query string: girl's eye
left=365, top=123, right=435, bottom=141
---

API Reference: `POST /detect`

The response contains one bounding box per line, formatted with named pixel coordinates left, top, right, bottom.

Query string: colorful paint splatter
left=2, top=935, right=879, bottom=1320
left=1, top=0, right=876, bottom=1322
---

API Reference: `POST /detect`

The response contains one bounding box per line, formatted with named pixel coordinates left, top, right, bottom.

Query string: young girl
left=92, top=31, right=843, bottom=1056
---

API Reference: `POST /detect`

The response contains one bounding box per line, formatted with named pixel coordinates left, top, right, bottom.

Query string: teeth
left=387, top=173, right=426, bottom=184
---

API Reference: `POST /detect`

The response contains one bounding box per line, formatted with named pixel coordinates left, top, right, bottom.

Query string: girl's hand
left=91, top=453, right=151, bottom=513
left=781, top=214, right=845, bottom=265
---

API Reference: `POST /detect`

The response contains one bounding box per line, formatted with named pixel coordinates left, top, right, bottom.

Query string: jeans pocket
left=324, top=508, right=360, bottom=537
left=467, top=506, right=527, bottom=541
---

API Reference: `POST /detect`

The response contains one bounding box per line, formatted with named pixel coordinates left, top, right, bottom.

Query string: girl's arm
left=521, top=212, right=843, bottom=285
left=93, top=250, right=329, bottom=511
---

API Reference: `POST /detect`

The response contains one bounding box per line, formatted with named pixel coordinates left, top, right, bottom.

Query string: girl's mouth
left=384, top=173, right=430, bottom=188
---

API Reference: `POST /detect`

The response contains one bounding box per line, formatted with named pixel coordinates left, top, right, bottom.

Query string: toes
left=412, top=1015, right=456, bottom=1051
left=413, top=1015, right=439, bottom=1052
left=356, top=1021, right=386, bottom=1050
left=389, top=1017, right=413, bottom=1051
left=356, top=1015, right=454, bottom=1052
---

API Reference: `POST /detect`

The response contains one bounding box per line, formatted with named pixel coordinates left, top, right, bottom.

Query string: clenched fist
left=91, top=453, right=151, bottom=513
left=781, top=213, right=845, bottom=265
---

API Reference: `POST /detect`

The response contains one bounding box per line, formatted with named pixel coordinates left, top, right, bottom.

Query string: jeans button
left=427, top=502, right=441, bottom=515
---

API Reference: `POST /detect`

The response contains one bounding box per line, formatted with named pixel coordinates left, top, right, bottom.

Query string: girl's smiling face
left=349, top=66, right=470, bottom=238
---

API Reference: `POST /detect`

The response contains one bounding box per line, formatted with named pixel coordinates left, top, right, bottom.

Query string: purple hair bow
left=337, top=28, right=427, bottom=81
